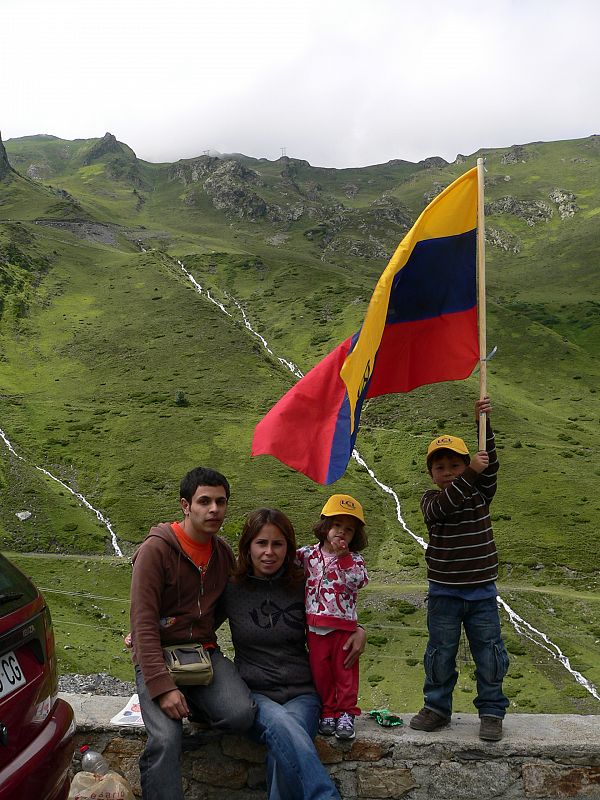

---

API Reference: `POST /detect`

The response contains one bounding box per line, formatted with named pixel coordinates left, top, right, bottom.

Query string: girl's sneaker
left=318, top=717, right=337, bottom=735
left=335, top=712, right=355, bottom=739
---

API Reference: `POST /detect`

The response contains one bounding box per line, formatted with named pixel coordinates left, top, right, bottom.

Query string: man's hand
left=470, top=450, right=490, bottom=473
left=158, top=688, right=190, bottom=720
left=342, top=627, right=366, bottom=668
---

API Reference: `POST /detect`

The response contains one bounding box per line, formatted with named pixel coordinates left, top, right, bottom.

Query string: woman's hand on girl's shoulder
left=342, top=627, right=366, bottom=668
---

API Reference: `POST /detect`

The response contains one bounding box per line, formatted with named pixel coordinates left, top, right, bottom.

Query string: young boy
left=410, top=397, right=509, bottom=742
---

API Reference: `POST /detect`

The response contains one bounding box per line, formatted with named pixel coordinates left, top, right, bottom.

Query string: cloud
left=3, top=0, right=600, bottom=167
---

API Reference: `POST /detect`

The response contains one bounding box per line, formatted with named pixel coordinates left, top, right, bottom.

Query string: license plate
left=0, top=651, right=26, bottom=700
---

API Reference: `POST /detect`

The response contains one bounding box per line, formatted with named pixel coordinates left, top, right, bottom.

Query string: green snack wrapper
left=368, top=708, right=403, bottom=727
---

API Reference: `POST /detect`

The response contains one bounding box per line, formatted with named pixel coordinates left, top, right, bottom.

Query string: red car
left=0, top=553, right=75, bottom=799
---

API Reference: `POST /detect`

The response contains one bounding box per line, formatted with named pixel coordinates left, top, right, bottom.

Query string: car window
left=0, top=554, right=38, bottom=613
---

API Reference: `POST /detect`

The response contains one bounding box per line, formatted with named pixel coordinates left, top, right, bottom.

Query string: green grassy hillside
left=1, top=132, right=599, bottom=713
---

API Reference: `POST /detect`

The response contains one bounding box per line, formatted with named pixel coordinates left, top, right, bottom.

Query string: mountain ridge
left=1, top=130, right=598, bottom=711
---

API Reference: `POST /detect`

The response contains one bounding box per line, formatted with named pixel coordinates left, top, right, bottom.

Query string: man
left=130, top=466, right=256, bottom=800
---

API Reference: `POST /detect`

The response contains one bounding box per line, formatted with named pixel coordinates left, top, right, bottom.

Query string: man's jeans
left=135, top=649, right=256, bottom=800
left=423, top=595, right=510, bottom=719
left=250, top=692, right=341, bottom=800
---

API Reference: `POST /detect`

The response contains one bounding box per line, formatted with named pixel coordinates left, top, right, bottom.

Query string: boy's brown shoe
left=409, top=707, right=450, bottom=732
left=479, top=715, right=503, bottom=741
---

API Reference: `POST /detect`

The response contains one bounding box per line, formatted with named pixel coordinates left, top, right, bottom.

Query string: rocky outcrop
left=278, top=155, right=310, bottom=169
left=34, top=220, right=117, bottom=245
left=0, top=131, right=15, bottom=181
left=485, top=195, right=553, bottom=226
left=486, top=225, right=521, bottom=253
left=424, top=182, right=445, bottom=203
left=419, top=156, right=448, bottom=169
left=304, top=182, right=321, bottom=201
left=82, top=132, right=123, bottom=165
left=171, top=158, right=253, bottom=187
left=304, top=196, right=410, bottom=261
left=501, top=144, right=532, bottom=165
left=81, top=133, right=145, bottom=188
left=265, top=203, right=305, bottom=223
left=168, top=156, right=221, bottom=185
left=321, top=235, right=389, bottom=261
left=364, top=196, right=412, bottom=229
left=170, top=157, right=310, bottom=221
left=203, top=160, right=268, bottom=221
left=26, top=163, right=52, bottom=180
left=342, top=183, right=360, bottom=198
left=279, top=157, right=303, bottom=181
left=486, top=174, right=511, bottom=186
left=549, top=188, right=579, bottom=219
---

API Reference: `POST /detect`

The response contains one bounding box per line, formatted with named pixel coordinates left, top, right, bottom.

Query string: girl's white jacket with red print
left=297, top=544, right=368, bottom=631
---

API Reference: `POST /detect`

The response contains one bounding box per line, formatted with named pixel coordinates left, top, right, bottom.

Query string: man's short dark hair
left=180, top=467, right=231, bottom=503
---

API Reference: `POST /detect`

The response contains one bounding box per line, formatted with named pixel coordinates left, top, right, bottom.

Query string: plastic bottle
left=79, top=744, right=110, bottom=775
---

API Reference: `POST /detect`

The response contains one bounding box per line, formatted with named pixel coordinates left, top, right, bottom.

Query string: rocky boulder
left=485, top=195, right=553, bottom=226
left=549, top=188, right=579, bottom=219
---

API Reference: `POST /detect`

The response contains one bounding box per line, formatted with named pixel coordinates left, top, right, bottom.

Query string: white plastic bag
left=68, top=769, right=135, bottom=800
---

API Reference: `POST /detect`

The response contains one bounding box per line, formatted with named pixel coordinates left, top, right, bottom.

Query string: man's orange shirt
left=171, top=521, right=214, bottom=570
left=171, top=521, right=216, bottom=648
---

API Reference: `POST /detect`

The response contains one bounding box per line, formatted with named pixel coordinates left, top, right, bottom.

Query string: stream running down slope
left=1, top=251, right=597, bottom=701
left=0, top=427, right=123, bottom=557
left=175, top=257, right=599, bottom=703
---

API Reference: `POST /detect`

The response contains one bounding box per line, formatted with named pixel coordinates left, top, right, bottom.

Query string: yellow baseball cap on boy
left=320, top=494, right=365, bottom=524
left=426, top=435, right=470, bottom=468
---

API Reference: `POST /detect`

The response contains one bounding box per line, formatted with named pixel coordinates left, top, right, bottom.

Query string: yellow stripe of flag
left=340, top=167, right=478, bottom=432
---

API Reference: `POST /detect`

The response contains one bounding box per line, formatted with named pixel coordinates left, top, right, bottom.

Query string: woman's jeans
left=135, top=650, right=256, bottom=800
left=423, top=595, right=510, bottom=719
left=250, top=692, right=341, bottom=800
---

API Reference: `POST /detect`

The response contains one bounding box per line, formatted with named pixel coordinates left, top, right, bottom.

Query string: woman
left=220, top=508, right=365, bottom=800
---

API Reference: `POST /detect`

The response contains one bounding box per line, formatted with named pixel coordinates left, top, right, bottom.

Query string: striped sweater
left=421, top=423, right=499, bottom=586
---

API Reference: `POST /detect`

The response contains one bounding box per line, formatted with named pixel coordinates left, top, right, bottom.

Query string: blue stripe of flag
left=388, top=229, right=476, bottom=323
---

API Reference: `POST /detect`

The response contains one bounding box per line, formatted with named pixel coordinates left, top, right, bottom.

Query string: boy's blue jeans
left=422, top=595, right=510, bottom=719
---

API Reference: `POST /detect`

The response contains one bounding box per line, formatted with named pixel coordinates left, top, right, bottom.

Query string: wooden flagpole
left=476, top=157, right=487, bottom=450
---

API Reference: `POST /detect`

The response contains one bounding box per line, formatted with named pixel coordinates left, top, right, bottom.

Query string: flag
left=252, top=167, right=480, bottom=484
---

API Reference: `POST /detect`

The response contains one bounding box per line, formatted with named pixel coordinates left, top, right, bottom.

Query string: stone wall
left=63, top=694, right=600, bottom=799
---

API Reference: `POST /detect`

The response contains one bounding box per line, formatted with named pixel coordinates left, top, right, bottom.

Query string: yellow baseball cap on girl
left=426, top=435, right=470, bottom=467
left=320, top=494, right=365, bottom=523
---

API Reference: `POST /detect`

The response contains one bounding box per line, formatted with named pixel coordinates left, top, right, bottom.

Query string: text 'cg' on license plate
left=0, top=651, right=26, bottom=700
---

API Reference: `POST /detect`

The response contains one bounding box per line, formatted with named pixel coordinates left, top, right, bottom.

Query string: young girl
left=296, top=494, right=368, bottom=740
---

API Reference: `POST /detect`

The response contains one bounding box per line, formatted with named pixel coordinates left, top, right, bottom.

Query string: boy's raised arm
left=475, top=396, right=499, bottom=502
left=421, top=467, right=480, bottom=523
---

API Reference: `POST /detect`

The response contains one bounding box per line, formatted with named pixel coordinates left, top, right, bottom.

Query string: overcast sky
left=3, top=0, right=599, bottom=168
